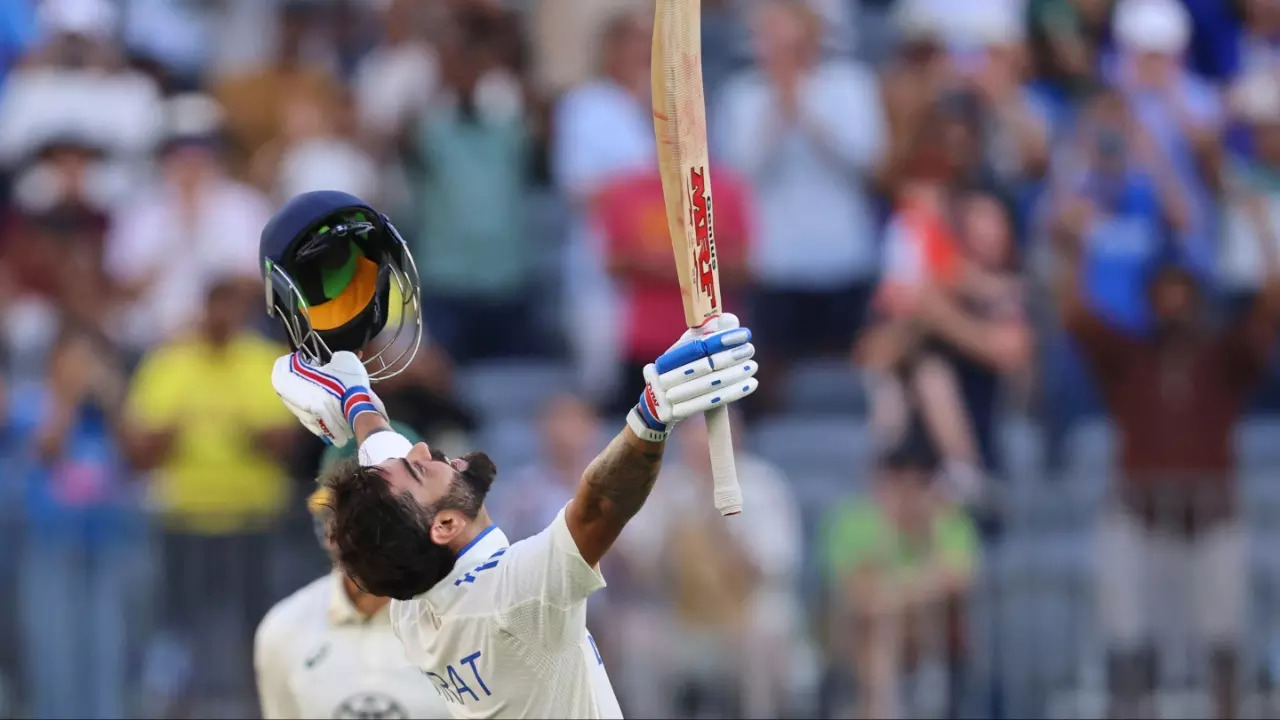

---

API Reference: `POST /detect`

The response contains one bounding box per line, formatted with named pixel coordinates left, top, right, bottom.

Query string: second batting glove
left=626, top=313, right=758, bottom=443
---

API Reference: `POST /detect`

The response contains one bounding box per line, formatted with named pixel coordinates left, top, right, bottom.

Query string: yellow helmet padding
left=306, top=255, right=381, bottom=332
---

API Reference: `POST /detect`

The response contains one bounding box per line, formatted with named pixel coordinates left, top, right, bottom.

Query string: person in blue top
left=1057, top=86, right=1194, bottom=336
left=7, top=324, right=143, bottom=720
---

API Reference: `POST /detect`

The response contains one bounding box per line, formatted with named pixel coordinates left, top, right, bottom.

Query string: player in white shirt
left=269, top=314, right=759, bottom=719
left=253, top=486, right=451, bottom=719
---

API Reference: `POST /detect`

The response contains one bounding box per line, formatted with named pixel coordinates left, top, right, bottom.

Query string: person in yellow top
left=125, top=279, right=296, bottom=533
left=123, top=278, right=298, bottom=716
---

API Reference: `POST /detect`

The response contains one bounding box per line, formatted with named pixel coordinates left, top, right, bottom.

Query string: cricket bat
left=651, top=0, right=742, bottom=516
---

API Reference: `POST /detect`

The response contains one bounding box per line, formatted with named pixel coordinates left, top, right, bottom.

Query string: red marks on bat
left=688, top=167, right=718, bottom=310
left=653, top=111, right=669, bottom=121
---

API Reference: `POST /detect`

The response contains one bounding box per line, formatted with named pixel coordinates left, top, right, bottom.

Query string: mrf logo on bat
left=687, top=166, right=718, bottom=310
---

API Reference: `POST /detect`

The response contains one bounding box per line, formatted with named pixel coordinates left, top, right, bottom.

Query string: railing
left=3, top=472, right=1280, bottom=719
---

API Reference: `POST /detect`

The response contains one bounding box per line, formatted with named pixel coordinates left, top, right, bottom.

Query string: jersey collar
left=327, top=570, right=389, bottom=626
left=455, top=523, right=508, bottom=563
left=421, top=524, right=511, bottom=610
left=458, top=520, right=501, bottom=561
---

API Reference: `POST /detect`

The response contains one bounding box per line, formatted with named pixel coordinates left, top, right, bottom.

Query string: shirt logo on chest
left=304, top=643, right=330, bottom=670
left=333, top=692, right=408, bottom=719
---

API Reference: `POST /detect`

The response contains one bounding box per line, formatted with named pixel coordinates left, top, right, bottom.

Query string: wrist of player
left=341, top=385, right=384, bottom=430
left=627, top=382, right=671, bottom=444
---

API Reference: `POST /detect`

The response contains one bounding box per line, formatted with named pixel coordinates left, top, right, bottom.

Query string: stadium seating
left=750, top=415, right=872, bottom=481
left=455, top=360, right=575, bottom=421
left=780, top=360, right=867, bottom=416
left=475, top=417, right=543, bottom=470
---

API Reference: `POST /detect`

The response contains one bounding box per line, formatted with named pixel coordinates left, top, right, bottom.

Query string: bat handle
left=706, top=404, right=742, bottom=516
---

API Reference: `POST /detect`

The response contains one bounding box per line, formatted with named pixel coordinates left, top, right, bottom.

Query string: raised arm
left=565, top=314, right=759, bottom=567
left=567, top=429, right=665, bottom=567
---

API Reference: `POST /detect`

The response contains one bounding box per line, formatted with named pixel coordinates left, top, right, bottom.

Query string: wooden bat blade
left=652, top=0, right=742, bottom=516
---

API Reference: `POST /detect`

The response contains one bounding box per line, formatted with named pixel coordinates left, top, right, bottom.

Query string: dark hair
left=320, top=458, right=457, bottom=600
left=320, top=452, right=500, bottom=601
left=877, top=413, right=941, bottom=477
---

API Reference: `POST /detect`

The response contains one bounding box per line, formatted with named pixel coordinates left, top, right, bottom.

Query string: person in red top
left=594, top=167, right=751, bottom=415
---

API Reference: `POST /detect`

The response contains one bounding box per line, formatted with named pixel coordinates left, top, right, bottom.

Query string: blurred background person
left=210, top=0, right=343, bottom=183
left=5, top=1, right=1280, bottom=718
left=1110, top=0, right=1222, bottom=274
left=12, top=268, right=141, bottom=720
left=122, top=279, right=295, bottom=717
left=821, top=421, right=978, bottom=720
left=596, top=159, right=751, bottom=415
left=0, top=0, right=163, bottom=182
left=552, top=8, right=655, bottom=404
left=604, top=411, right=812, bottom=719
left=0, top=132, right=113, bottom=376
left=1041, top=85, right=1191, bottom=465
left=1056, top=211, right=1280, bottom=719
left=103, top=93, right=270, bottom=357
left=412, top=0, right=538, bottom=365
left=717, top=0, right=886, bottom=412
left=1220, top=70, right=1280, bottom=313
left=491, top=394, right=604, bottom=542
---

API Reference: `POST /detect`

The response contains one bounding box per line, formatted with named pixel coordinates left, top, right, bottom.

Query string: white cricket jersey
left=254, top=571, right=451, bottom=719
left=390, top=506, right=623, bottom=719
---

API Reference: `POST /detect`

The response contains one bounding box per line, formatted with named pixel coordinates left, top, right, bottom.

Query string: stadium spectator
left=1110, top=0, right=1222, bottom=273
left=1221, top=70, right=1280, bottom=311
left=13, top=303, right=139, bottom=720
left=256, top=88, right=381, bottom=205
left=605, top=412, right=811, bottom=718
left=210, top=0, right=344, bottom=182
left=1050, top=86, right=1190, bottom=335
left=351, top=0, right=439, bottom=214
left=597, top=163, right=751, bottom=414
left=717, top=0, right=886, bottom=411
left=863, top=181, right=1032, bottom=505
left=103, top=93, right=270, bottom=355
left=352, top=0, right=439, bottom=153
left=821, top=421, right=979, bottom=720
left=529, top=0, right=649, bottom=99
left=410, top=1, right=536, bottom=364
left=492, top=394, right=604, bottom=543
left=1056, top=210, right=1280, bottom=720
left=0, top=135, right=112, bottom=377
left=0, top=0, right=162, bottom=180
left=1234, top=0, right=1280, bottom=82
left=1040, top=85, right=1194, bottom=464
left=0, top=1, right=34, bottom=86
left=552, top=7, right=655, bottom=404
left=122, top=278, right=295, bottom=716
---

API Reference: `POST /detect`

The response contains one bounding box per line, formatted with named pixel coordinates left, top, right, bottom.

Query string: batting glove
left=626, top=313, right=758, bottom=443
left=271, top=351, right=386, bottom=447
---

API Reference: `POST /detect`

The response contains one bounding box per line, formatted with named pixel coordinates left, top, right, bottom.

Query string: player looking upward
left=260, top=191, right=761, bottom=718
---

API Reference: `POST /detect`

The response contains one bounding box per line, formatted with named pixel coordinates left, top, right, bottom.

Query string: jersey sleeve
left=493, top=504, right=606, bottom=647
left=253, top=608, right=301, bottom=720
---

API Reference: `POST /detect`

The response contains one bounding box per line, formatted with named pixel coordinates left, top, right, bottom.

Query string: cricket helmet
left=260, top=190, right=422, bottom=381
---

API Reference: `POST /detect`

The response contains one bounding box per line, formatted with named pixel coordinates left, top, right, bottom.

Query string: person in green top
left=821, top=421, right=978, bottom=720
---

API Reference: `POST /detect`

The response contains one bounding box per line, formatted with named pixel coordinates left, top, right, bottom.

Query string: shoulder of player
left=256, top=574, right=330, bottom=651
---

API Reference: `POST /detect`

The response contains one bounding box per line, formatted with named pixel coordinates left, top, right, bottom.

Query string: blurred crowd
left=4, top=0, right=1280, bottom=718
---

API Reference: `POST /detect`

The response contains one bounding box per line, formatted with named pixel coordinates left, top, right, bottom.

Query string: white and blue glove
left=271, top=350, right=386, bottom=447
left=627, top=313, right=759, bottom=443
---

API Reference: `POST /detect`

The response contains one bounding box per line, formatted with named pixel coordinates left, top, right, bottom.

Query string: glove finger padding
left=670, top=376, right=759, bottom=419
left=656, top=342, right=755, bottom=390
left=663, top=358, right=760, bottom=405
